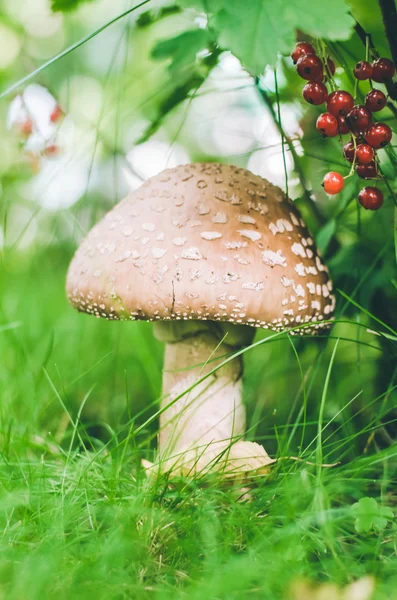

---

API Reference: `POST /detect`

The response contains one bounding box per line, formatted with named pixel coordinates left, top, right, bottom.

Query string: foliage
left=1, top=0, right=397, bottom=597
left=167, top=0, right=354, bottom=74
left=51, top=0, right=95, bottom=11
left=151, top=29, right=210, bottom=74
left=352, top=497, right=394, bottom=533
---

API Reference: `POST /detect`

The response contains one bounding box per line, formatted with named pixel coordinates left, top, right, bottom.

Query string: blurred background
left=0, top=0, right=396, bottom=465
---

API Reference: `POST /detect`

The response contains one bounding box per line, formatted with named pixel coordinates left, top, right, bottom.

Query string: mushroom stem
left=153, top=321, right=254, bottom=474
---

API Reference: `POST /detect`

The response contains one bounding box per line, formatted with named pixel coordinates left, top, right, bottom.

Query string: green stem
left=354, top=19, right=397, bottom=101
left=255, top=77, right=324, bottom=233
left=0, top=0, right=152, bottom=101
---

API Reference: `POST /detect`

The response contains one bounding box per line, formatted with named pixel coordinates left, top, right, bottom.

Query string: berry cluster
left=292, top=41, right=395, bottom=211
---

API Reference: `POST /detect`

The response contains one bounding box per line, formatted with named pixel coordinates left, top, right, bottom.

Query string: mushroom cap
left=67, top=163, right=335, bottom=333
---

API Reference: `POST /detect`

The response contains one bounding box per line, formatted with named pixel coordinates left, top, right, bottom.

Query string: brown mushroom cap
left=67, top=163, right=335, bottom=333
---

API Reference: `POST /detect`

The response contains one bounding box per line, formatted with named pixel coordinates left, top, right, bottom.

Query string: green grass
left=1, top=246, right=397, bottom=599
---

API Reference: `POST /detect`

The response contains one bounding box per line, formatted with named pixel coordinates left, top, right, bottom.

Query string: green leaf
left=316, top=219, right=336, bottom=255
left=212, top=0, right=293, bottom=74
left=284, top=0, right=354, bottom=41
left=352, top=497, right=394, bottom=533
left=175, top=0, right=206, bottom=9
left=151, top=29, right=210, bottom=73
left=177, top=0, right=354, bottom=74
left=51, top=0, right=95, bottom=11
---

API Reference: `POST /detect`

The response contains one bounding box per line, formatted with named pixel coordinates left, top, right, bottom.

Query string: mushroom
left=66, top=163, right=335, bottom=476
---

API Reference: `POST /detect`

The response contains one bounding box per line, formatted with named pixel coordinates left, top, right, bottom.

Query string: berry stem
left=319, top=39, right=336, bottom=91
left=354, top=20, right=397, bottom=101
left=348, top=135, right=358, bottom=177
left=255, top=77, right=325, bottom=231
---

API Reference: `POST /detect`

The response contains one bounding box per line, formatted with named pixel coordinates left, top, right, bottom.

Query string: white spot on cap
left=291, top=243, right=306, bottom=258
left=197, top=203, right=210, bottom=215
left=238, top=215, right=256, bottom=225
left=234, top=255, right=249, bottom=265
left=281, top=276, right=294, bottom=287
left=293, top=284, right=305, bottom=298
left=142, top=222, right=155, bottom=232
left=242, top=282, right=265, bottom=291
left=190, top=220, right=202, bottom=228
left=316, top=255, right=326, bottom=272
left=277, top=219, right=292, bottom=232
left=262, top=249, right=287, bottom=268
left=307, top=282, right=316, bottom=294
left=231, top=194, right=242, bottom=205
left=238, top=230, right=261, bottom=242
left=190, top=269, right=201, bottom=281
left=223, top=272, right=240, bottom=283
left=212, top=212, right=228, bottom=224
left=172, top=237, right=187, bottom=246
left=182, top=247, right=202, bottom=260
left=154, top=265, right=168, bottom=283
left=225, top=241, right=248, bottom=249
left=151, top=248, right=167, bottom=259
left=201, top=231, right=222, bottom=241
left=173, top=217, right=188, bottom=228
left=115, top=250, right=140, bottom=262
left=214, top=190, right=229, bottom=202
left=294, top=263, right=306, bottom=276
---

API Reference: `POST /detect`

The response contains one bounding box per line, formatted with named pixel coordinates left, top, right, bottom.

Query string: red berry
left=365, top=89, right=387, bottom=112
left=19, top=119, right=33, bottom=137
left=365, top=123, right=392, bottom=148
left=327, top=58, right=336, bottom=76
left=316, top=113, right=339, bottom=137
left=337, top=116, right=350, bottom=135
left=355, top=143, right=374, bottom=164
left=43, top=144, right=61, bottom=158
left=343, top=141, right=355, bottom=163
left=296, top=55, right=324, bottom=81
left=322, top=171, right=345, bottom=195
left=50, top=105, right=64, bottom=124
left=353, top=61, right=373, bottom=80
left=345, top=105, right=372, bottom=135
left=291, top=42, right=316, bottom=64
left=356, top=161, right=378, bottom=179
left=302, top=81, right=328, bottom=105
left=371, top=58, right=396, bottom=83
left=358, top=187, right=384, bottom=210
left=327, top=90, right=354, bottom=117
